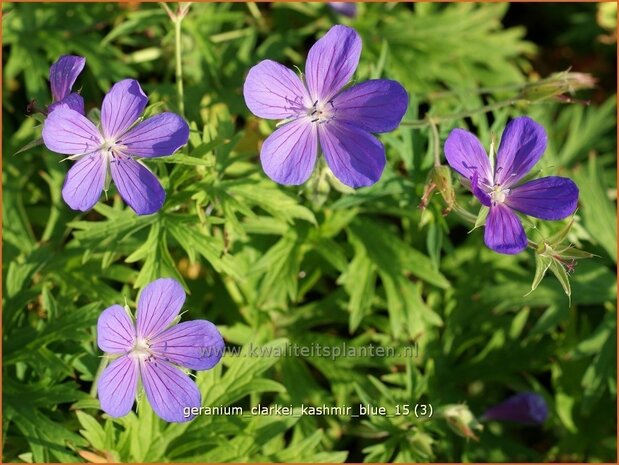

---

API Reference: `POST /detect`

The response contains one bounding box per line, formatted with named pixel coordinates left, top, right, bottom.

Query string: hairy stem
left=452, top=205, right=479, bottom=225
left=427, top=81, right=531, bottom=100
left=428, top=117, right=441, bottom=167
left=160, top=3, right=189, bottom=116
left=174, top=14, right=185, bottom=117
left=401, top=99, right=522, bottom=129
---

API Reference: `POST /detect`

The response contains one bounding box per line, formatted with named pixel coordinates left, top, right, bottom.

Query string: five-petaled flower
left=243, top=25, right=408, bottom=188
left=42, top=79, right=189, bottom=215
left=445, top=116, right=579, bottom=254
left=97, top=278, right=224, bottom=423
left=482, top=392, right=548, bottom=425
left=48, top=55, right=86, bottom=115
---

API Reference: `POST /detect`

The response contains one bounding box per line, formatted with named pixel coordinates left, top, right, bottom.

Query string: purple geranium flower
left=48, top=55, right=86, bottom=114
left=97, top=278, right=224, bottom=423
left=42, top=79, right=189, bottom=215
left=243, top=25, right=408, bottom=188
left=445, top=116, right=579, bottom=254
left=329, top=2, right=357, bottom=18
left=482, top=392, right=548, bottom=425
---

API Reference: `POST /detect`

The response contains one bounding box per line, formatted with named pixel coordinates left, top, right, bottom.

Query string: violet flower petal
left=48, top=93, right=85, bottom=115
left=118, top=112, right=189, bottom=158
left=444, top=128, right=493, bottom=186
left=260, top=118, right=318, bottom=185
left=97, top=304, right=136, bottom=354
left=98, top=354, right=138, bottom=418
left=484, top=204, right=528, bottom=255
left=243, top=60, right=310, bottom=120
left=110, top=155, right=165, bottom=216
left=136, top=278, right=186, bottom=340
left=484, top=392, right=548, bottom=425
left=495, top=116, right=547, bottom=188
left=151, top=320, right=225, bottom=371
left=332, top=79, right=408, bottom=133
left=319, top=122, right=385, bottom=188
left=101, top=79, right=148, bottom=140
left=49, top=55, right=85, bottom=102
left=139, top=358, right=201, bottom=423
left=471, top=171, right=492, bottom=207
left=506, top=176, right=579, bottom=220
left=42, top=106, right=102, bottom=155
left=305, top=25, right=361, bottom=102
left=61, top=153, right=106, bottom=212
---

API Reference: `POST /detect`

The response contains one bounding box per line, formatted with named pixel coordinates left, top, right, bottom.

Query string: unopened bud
left=536, top=217, right=595, bottom=267
left=518, top=71, right=596, bottom=103
left=440, top=404, right=483, bottom=441
left=419, top=165, right=455, bottom=212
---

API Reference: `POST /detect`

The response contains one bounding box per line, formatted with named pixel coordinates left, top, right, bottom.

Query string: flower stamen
left=307, top=100, right=335, bottom=124
left=490, top=184, right=510, bottom=205
left=131, top=337, right=152, bottom=359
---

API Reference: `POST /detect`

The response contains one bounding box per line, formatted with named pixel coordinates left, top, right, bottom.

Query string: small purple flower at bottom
left=445, top=116, right=579, bottom=254
left=482, top=392, right=548, bottom=425
left=243, top=25, right=408, bottom=188
left=42, top=79, right=189, bottom=215
left=328, top=2, right=357, bottom=18
left=48, top=55, right=86, bottom=115
left=97, top=278, right=224, bottom=423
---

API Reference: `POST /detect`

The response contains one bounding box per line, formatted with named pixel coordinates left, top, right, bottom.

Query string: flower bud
left=518, top=71, right=596, bottom=103
left=528, top=218, right=595, bottom=297
left=440, top=404, right=483, bottom=441
left=419, top=165, right=455, bottom=212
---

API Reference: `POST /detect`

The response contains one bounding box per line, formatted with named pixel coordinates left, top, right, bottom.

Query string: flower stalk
left=401, top=71, right=595, bottom=129
left=162, top=3, right=192, bottom=118
left=174, top=13, right=185, bottom=117
left=401, top=99, right=521, bottom=129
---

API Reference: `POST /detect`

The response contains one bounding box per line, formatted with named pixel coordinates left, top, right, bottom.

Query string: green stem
left=401, top=99, right=523, bottom=129
left=427, top=82, right=530, bottom=100
left=428, top=117, right=441, bottom=167
left=160, top=1, right=174, bottom=19
left=452, top=205, right=479, bottom=225
left=174, top=14, right=185, bottom=118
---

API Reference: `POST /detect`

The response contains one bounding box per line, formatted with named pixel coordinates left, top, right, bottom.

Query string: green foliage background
left=2, top=2, right=617, bottom=463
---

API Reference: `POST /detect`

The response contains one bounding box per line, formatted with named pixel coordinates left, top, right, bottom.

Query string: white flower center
left=307, top=100, right=335, bottom=124
left=100, top=137, right=127, bottom=154
left=130, top=337, right=152, bottom=359
left=98, top=138, right=131, bottom=191
left=490, top=184, right=510, bottom=204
